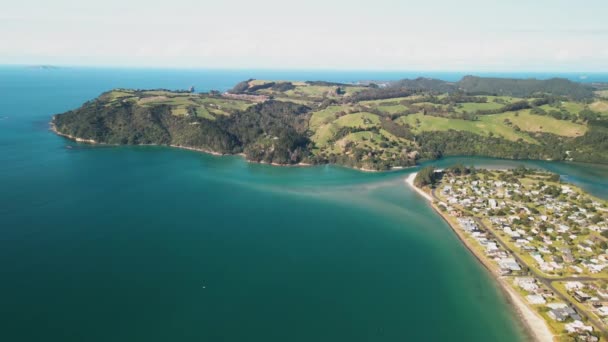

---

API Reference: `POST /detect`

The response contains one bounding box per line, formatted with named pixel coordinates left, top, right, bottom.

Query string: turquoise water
left=2, top=67, right=608, bottom=341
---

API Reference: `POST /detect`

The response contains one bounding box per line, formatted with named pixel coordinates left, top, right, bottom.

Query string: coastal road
left=430, top=188, right=608, bottom=335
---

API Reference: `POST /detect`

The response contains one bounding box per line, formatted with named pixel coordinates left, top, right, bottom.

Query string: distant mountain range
left=388, top=76, right=597, bottom=100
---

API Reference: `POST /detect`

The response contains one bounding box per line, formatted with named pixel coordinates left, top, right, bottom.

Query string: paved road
left=430, top=188, right=608, bottom=335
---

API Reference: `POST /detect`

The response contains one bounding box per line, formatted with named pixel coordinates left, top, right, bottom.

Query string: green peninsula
left=52, top=76, right=608, bottom=170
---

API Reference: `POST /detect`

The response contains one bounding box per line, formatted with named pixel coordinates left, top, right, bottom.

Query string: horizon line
left=2, top=63, right=608, bottom=75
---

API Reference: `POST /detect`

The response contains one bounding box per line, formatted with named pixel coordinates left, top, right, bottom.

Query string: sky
left=1, top=0, right=608, bottom=71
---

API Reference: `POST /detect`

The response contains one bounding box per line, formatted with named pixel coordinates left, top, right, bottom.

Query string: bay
left=2, top=67, right=608, bottom=341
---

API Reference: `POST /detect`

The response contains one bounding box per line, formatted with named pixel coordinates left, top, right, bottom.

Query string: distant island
left=28, top=65, right=60, bottom=70
left=409, top=165, right=608, bottom=341
left=52, top=76, right=608, bottom=170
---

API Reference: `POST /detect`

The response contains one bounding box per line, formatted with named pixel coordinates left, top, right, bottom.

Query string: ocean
left=1, top=66, right=608, bottom=341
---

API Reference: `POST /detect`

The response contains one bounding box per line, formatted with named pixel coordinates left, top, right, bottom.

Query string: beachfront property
left=433, top=167, right=608, bottom=340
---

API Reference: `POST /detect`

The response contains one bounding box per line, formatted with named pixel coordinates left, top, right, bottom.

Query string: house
left=514, top=277, right=538, bottom=292
left=561, top=248, right=575, bottom=263
left=548, top=308, right=571, bottom=321
left=489, top=199, right=497, bottom=209
left=597, top=289, right=608, bottom=299
left=565, top=320, right=593, bottom=333
left=498, top=258, right=521, bottom=272
left=575, top=334, right=598, bottom=342
left=574, top=291, right=591, bottom=303
left=565, top=281, right=584, bottom=291
left=598, top=306, right=608, bottom=316
left=547, top=303, right=581, bottom=321
left=531, top=253, right=545, bottom=265
left=571, top=265, right=583, bottom=273
left=526, top=295, right=546, bottom=305
left=449, top=210, right=462, bottom=217
left=486, top=242, right=499, bottom=252
left=561, top=185, right=573, bottom=194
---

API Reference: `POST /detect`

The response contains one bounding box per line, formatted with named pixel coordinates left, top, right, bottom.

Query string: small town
left=425, top=166, right=608, bottom=341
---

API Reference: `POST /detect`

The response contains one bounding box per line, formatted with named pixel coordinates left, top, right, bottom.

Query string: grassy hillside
left=54, top=92, right=313, bottom=165
left=53, top=76, right=608, bottom=170
left=590, top=100, right=608, bottom=114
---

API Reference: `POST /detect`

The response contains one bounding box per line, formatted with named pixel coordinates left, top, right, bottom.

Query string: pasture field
left=309, top=105, right=353, bottom=129
left=455, top=102, right=503, bottom=113
left=101, top=90, right=254, bottom=120
left=333, top=112, right=381, bottom=128
left=487, top=110, right=587, bottom=137
left=590, top=100, right=608, bottom=114
left=396, top=113, right=536, bottom=143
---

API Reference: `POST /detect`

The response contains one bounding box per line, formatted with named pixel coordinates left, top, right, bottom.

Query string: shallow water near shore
left=2, top=67, right=608, bottom=341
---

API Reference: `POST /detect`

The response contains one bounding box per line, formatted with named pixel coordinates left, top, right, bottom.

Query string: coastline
left=50, top=121, right=312, bottom=168
left=405, top=172, right=553, bottom=342
left=50, top=118, right=608, bottom=176
left=50, top=120, right=402, bottom=171
left=50, top=122, right=98, bottom=144
left=404, top=173, right=433, bottom=201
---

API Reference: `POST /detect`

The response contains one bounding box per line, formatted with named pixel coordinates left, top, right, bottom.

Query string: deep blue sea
left=1, top=66, right=607, bottom=341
